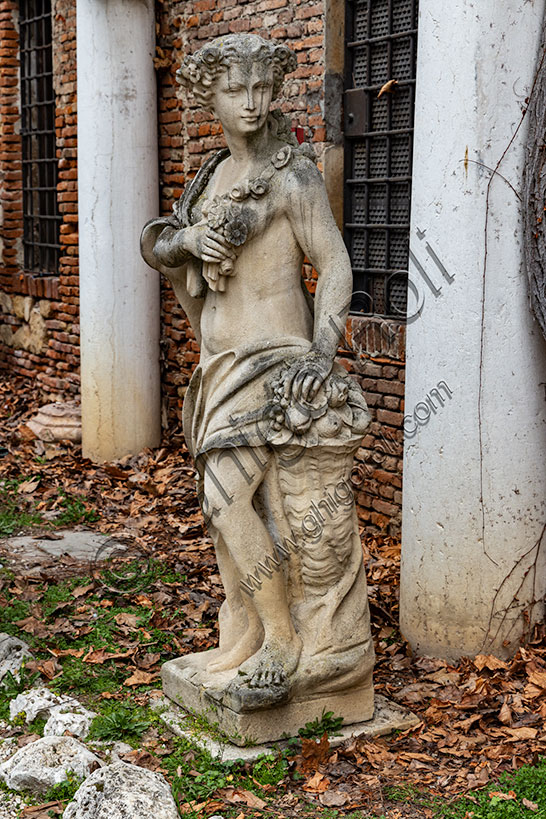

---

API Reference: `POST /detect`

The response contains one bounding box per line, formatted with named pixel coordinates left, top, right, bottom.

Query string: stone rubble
left=9, top=686, right=82, bottom=723
left=44, top=705, right=97, bottom=740
left=9, top=687, right=96, bottom=738
left=0, top=788, right=27, bottom=819
left=0, top=634, right=32, bottom=684
left=62, top=761, right=180, bottom=819
left=0, top=735, right=102, bottom=794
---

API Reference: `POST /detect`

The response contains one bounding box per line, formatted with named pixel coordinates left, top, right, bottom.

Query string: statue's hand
left=183, top=221, right=236, bottom=264
left=283, top=350, right=333, bottom=404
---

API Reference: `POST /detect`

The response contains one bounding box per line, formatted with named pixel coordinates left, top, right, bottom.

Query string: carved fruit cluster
left=267, top=368, right=360, bottom=446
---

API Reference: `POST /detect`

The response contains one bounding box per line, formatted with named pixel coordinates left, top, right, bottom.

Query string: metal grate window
left=344, top=0, right=418, bottom=318
left=19, top=0, right=61, bottom=275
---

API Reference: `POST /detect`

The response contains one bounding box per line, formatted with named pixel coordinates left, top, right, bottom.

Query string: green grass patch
left=54, top=490, right=99, bottom=526
left=50, top=657, right=125, bottom=697
left=298, top=709, right=344, bottom=739
left=41, top=771, right=84, bottom=804
left=0, top=478, right=43, bottom=536
left=88, top=703, right=153, bottom=746
left=437, top=759, right=546, bottom=818
left=0, top=478, right=99, bottom=537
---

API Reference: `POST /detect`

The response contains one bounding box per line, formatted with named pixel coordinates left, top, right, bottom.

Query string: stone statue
left=141, top=33, right=375, bottom=743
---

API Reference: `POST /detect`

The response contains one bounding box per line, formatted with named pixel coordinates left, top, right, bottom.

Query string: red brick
left=377, top=409, right=404, bottom=427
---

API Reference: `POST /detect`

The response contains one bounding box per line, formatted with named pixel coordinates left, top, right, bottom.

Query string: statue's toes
left=272, top=668, right=283, bottom=685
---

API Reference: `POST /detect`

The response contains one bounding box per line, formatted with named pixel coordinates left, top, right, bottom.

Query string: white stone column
left=400, top=0, right=546, bottom=660
left=77, top=0, right=160, bottom=462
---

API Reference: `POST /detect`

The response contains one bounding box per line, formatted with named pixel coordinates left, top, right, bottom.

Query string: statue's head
left=177, top=34, right=297, bottom=113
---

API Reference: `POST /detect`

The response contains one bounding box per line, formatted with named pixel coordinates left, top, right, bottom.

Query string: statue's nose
left=245, top=89, right=256, bottom=110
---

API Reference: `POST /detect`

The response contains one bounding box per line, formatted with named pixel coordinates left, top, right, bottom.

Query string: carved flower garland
left=201, top=145, right=295, bottom=292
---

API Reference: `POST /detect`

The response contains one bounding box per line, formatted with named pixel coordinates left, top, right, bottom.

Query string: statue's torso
left=193, top=154, right=315, bottom=359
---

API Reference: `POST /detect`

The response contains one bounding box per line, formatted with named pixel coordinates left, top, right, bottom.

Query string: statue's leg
left=206, top=525, right=264, bottom=673
left=202, top=446, right=301, bottom=690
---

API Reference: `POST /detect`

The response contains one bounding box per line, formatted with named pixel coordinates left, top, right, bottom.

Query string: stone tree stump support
left=400, top=0, right=546, bottom=660
left=77, top=0, right=160, bottom=462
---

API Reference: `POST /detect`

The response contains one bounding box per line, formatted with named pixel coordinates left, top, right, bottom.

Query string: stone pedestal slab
left=162, top=651, right=375, bottom=747
left=158, top=691, right=418, bottom=762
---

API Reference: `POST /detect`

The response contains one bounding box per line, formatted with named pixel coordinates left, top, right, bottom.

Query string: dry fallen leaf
left=18, top=478, right=40, bottom=494
left=300, top=732, right=331, bottom=772
left=504, top=727, right=538, bottom=741
left=498, top=701, right=513, bottom=725
left=219, top=787, right=267, bottom=809
left=121, top=749, right=165, bottom=773
left=489, top=791, right=517, bottom=801
left=124, top=669, right=159, bottom=687
left=21, top=803, right=63, bottom=817
left=523, top=798, right=539, bottom=811
left=72, top=582, right=95, bottom=598
left=303, top=771, right=330, bottom=793
left=474, top=654, right=509, bottom=672
left=37, top=659, right=59, bottom=680
left=528, top=669, right=546, bottom=689
left=114, top=612, right=139, bottom=628
left=320, top=790, right=350, bottom=806
left=378, top=79, right=399, bottom=98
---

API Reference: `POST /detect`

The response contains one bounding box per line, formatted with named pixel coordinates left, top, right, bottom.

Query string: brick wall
left=0, top=0, right=79, bottom=398
left=0, top=0, right=406, bottom=532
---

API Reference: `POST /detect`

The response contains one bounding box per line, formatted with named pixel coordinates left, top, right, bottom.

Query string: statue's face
left=212, top=60, right=274, bottom=134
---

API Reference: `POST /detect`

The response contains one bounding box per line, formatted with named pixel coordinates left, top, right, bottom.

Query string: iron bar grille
left=344, top=0, right=418, bottom=317
left=19, top=0, right=61, bottom=275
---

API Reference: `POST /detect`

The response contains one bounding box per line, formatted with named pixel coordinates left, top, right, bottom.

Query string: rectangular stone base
left=157, top=693, right=420, bottom=761
left=161, top=652, right=375, bottom=746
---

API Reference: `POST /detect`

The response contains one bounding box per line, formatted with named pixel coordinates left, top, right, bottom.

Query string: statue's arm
left=140, top=218, right=204, bottom=345
left=285, top=158, right=352, bottom=362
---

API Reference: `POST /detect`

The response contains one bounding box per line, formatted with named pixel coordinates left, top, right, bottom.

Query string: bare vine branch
left=522, top=10, right=546, bottom=339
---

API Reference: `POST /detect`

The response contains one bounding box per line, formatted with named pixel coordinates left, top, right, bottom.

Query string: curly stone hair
left=176, top=34, right=297, bottom=109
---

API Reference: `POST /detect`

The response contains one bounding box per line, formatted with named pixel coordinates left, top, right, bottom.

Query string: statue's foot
left=206, top=627, right=264, bottom=674
left=239, top=634, right=302, bottom=682
left=221, top=637, right=302, bottom=712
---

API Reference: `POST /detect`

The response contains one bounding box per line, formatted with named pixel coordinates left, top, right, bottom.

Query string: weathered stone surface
left=141, top=33, right=375, bottom=743
left=161, top=693, right=419, bottom=761
left=11, top=308, right=47, bottom=354
left=5, top=531, right=124, bottom=568
left=63, top=762, right=179, bottom=819
left=9, top=688, right=79, bottom=723
left=38, top=299, right=52, bottom=318
left=44, top=705, right=97, bottom=740
left=163, top=651, right=374, bottom=746
left=0, top=736, right=102, bottom=794
left=11, top=295, right=33, bottom=322
left=0, top=634, right=32, bottom=684
left=0, top=325, right=13, bottom=346
left=26, top=402, right=82, bottom=443
left=0, top=291, right=12, bottom=314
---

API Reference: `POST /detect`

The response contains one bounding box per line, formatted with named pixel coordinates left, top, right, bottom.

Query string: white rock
left=9, top=687, right=80, bottom=723
left=63, top=762, right=179, bottom=819
left=0, top=634, right=32, bottom=684
left=44, top=706, right=97, bottom=740
left=0, top=736, right=102, bottom=794
left=108, top=741, right=134, bottom=763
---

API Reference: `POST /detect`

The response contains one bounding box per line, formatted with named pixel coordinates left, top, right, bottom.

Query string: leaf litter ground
left=1, top=373, right=546, bottom=819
